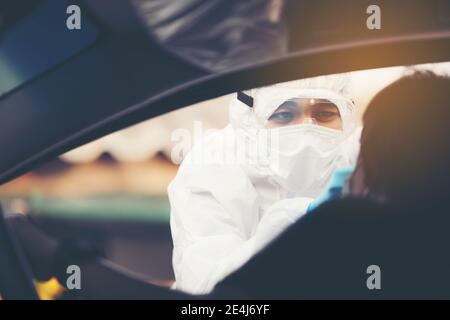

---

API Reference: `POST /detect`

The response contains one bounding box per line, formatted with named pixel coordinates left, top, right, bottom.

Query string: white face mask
left=266, top=124, right=346, bottom=197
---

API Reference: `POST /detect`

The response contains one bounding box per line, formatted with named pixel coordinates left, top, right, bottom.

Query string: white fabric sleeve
left=168, top=140, right=261, bottom=294
left=170, top=148, right=312, bottom=294
left=168, top=126, right=313, bottom=294
left=204, top=197, right=312, bottom=291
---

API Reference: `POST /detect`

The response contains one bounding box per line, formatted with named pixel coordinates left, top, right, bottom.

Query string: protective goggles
left=238, top=91, right=343, bottom=130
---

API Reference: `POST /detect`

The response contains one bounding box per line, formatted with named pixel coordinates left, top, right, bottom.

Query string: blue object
left=0, top=0, right=99, bottom=98
left=307, top=166, right=354, bottom=212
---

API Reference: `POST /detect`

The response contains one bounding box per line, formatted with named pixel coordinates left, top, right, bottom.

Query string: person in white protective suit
left=168, top=73, right=361, bottom=294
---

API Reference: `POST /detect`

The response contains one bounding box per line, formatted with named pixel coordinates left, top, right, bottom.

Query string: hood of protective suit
left=169, top=74, right=360, bottom=295
left=229, top=73, right=359, bottom=197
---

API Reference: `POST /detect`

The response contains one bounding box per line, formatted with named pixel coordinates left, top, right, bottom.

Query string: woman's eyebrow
left=313, top=102, right=340, bottom=111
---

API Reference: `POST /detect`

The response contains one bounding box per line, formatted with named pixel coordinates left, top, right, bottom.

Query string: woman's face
left=266, top=98, right=343, bottom=130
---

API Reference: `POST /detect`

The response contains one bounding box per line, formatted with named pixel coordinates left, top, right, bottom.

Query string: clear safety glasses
left=263, top=98, right=343, bottom=130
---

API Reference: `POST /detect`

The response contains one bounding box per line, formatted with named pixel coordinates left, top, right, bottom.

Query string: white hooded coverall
left=168, top=74, right=360, bottom=294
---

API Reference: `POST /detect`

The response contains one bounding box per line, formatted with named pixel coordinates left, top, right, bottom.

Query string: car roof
left=0, top=0, right=449, bottom=183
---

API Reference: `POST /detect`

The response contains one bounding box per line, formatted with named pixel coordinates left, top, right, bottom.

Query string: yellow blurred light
left=34, top=278, right=65, bottom=300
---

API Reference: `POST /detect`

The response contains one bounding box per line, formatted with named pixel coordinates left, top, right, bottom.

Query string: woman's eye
left=312, top=111, right=339, bottom=122
left=268, top=111, right=295, bottom=124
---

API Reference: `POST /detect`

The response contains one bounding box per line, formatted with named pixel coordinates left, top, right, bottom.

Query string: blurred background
left=1, top=62, right=449, bottom=288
